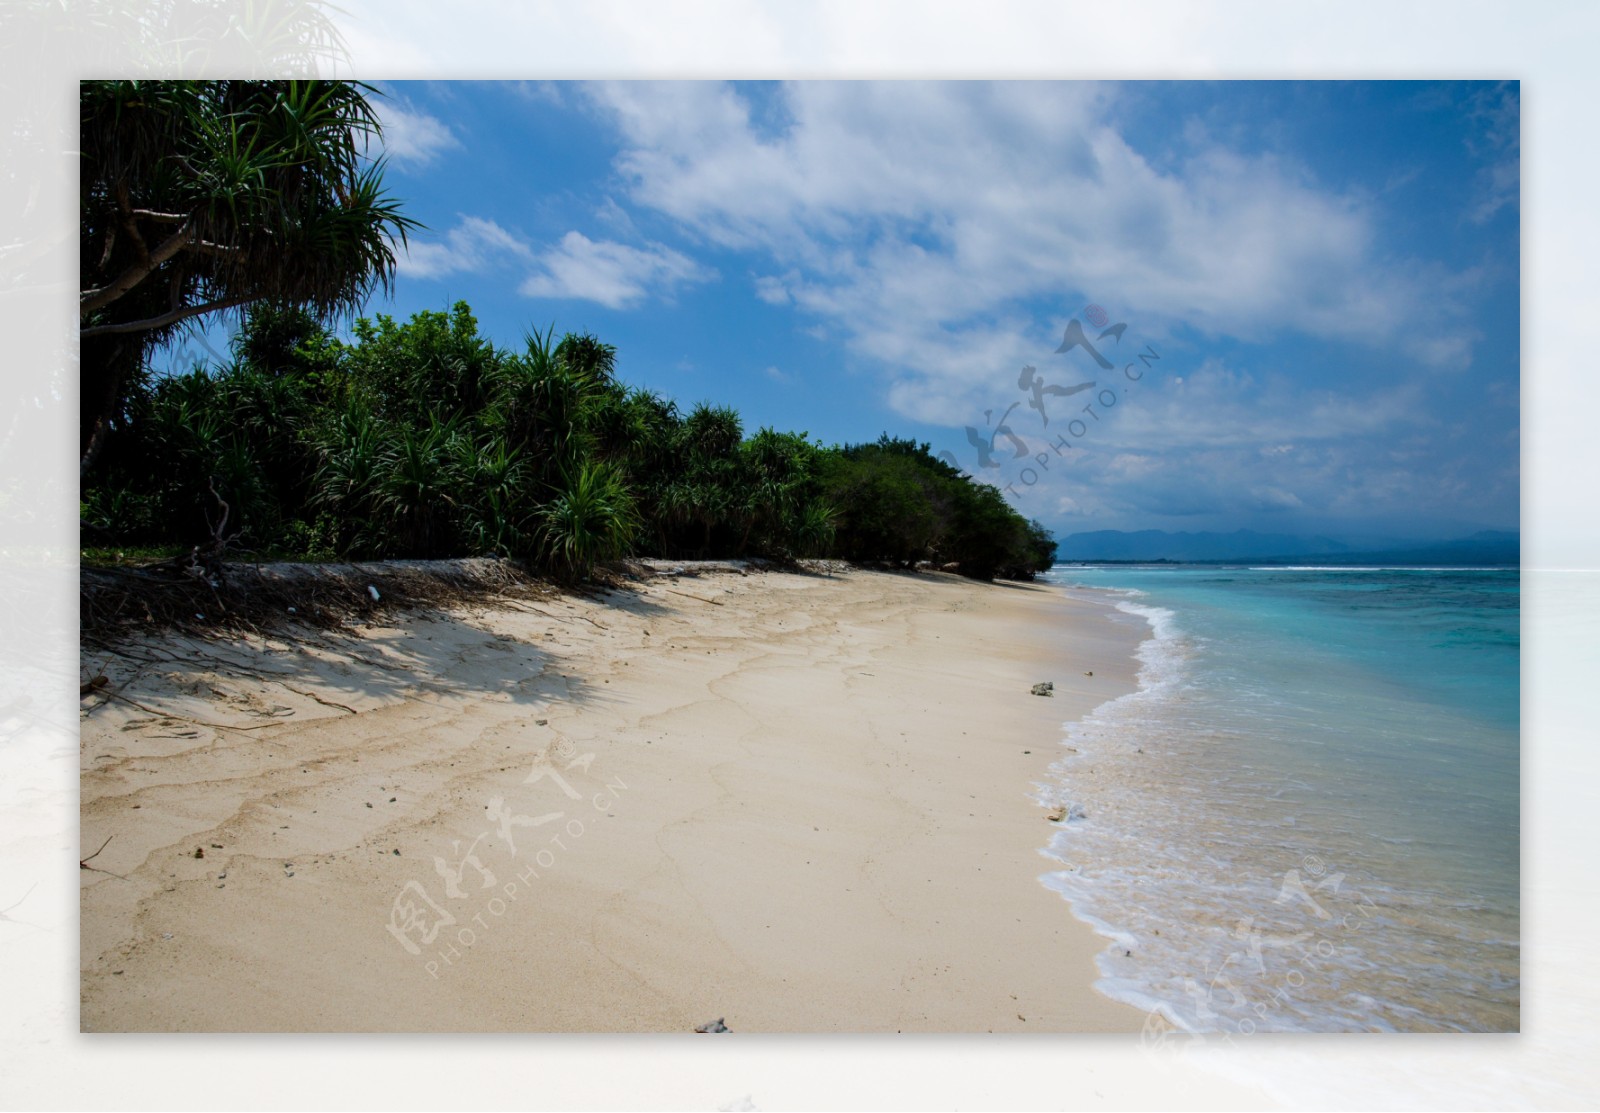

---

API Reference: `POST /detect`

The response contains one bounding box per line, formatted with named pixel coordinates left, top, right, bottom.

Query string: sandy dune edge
left=80, top=566, right=1145, bottom=1032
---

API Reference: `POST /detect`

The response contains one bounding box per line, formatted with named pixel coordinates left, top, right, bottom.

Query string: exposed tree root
left=81, top=556, right=556, bottom=646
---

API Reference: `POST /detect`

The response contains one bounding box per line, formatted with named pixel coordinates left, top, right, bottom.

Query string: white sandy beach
left=80, top=565, right=1144, bottom=1032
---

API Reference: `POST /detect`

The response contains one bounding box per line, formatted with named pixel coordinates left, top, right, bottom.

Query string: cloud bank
left=580, top=80, right=1486, bottom=422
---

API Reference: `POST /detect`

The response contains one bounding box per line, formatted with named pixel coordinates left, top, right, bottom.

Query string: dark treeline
left=80, top=301, right=1056, bottom=581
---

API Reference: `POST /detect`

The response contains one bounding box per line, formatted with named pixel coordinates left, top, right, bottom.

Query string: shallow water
left=1038, top=565, right=1520, bottom=1033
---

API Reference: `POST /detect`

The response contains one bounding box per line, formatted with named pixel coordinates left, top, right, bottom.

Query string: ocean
left=1038, top=564, right=1520, bottom=1034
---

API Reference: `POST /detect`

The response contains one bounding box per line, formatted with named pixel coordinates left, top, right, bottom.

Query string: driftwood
left=662, top=587, right=724, bottom=606
left=80, top=835, right=128, bottom=880
left=144, top=477, right=239, bottom=587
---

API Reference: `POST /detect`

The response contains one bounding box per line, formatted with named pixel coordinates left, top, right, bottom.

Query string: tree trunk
left=80, top=332, right=139, bottom=478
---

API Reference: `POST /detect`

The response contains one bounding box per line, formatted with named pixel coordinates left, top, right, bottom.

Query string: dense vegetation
left=78, top=80, right=1053, bottom=583
left=79, top=80, right=417, bottom=474
left=80, top=301, right=1056, bottom=581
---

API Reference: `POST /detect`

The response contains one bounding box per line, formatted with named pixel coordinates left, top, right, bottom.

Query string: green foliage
left=554, top=332, right=617, bottom=385
left=540, top=463, right=639, bottom=580
left=376, top=416, right=465, bottom=558
left=82, top=300, right=1058, bottom=583
left=231, top=301, right=343, bottom=384
left=820, top=448, right=941, bottom=565
left=1026, top=519, right=1059, bottom=571
left=457, top=435, right=532, bottom=557
left=309, top=397, right=385, bottom=554
left=280, top=515, right=341, bottom=563
left=821, top=435, right=1056, bottom=579
left=81, top=484, right=158, bottom=539
left=79, top=79, right=420, bottom=469
left=683, top=402, right=744, bottom=462
left=792, top=500, right=839, bottom=558
left=345, top=301, right=502, bottom=422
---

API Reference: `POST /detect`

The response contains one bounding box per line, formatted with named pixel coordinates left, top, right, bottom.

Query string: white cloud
left=375, top=99, right=462, bottom=168
left=398, top=216, right=532, bottom=279
left=763, top=365, right=792, bottom=384
left=514, top=81, right=568, bottom=106
left=945, top=354, right=1454, bottom=529
left=1249, top=486, right=1305, bottom=512
left=519, top=231, right=713, bottom=309
left=594, top=196, right=639, bottom=235
left=1464, top=82, right=1519, bottom=224
left=1102, top=358, right=1431, bottom=453
left=753, top=275, right=792, bottom=305
left=578, top=80, right=1485, bottom=425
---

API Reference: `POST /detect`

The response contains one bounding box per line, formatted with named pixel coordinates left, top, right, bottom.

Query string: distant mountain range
left=1056, top=528, right=1520, bottom=566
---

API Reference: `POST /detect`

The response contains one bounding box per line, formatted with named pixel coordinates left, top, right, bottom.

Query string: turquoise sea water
left=1038, top=565, right=1520, bottom=1033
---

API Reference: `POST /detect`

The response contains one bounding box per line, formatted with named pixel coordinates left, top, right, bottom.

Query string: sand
left=79, top=564, right=1146, bottom=1032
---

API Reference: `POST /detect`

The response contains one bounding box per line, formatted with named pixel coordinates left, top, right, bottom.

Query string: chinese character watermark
left=941, top=304, right=1161, bottom=502
left=385, top=728, right=629, bottom=977
left=1138, top=853, right=1378, bottom=1050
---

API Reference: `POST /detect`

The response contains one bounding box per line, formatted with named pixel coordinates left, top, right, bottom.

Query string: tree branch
left=79, top=293, right=254, bottom=338
left=115, top=182, right=149, bottom=268
left=79, top=220, right=195, bottom=317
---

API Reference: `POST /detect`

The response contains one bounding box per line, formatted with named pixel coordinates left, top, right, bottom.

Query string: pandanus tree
left=540, top=463, right=639, bottom=581
left=79, top=79, right=419, bottom=475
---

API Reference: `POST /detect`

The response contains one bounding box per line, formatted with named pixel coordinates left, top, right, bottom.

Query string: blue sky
left=213, top=80, right=1521, bottom=541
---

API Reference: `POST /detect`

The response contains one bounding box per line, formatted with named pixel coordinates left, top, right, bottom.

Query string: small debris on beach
left=192, top=847, right=204, bottom=859
left=1030, top=682, right=1054, bottom=697
left=694, top=1017, right=730, bottom=1033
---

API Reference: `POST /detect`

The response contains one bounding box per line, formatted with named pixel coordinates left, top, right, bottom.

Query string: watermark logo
left=941, top=304, right=1160, bottom=502
left=1139, top=853, right=1377, bottom=1048
left=385, top=727, right=628, bottom=977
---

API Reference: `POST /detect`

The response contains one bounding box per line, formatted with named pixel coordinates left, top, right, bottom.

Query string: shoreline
left=80, top=565, right=1147, bottom=1032
left=1033, top=566, right=1522, bottom=1034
